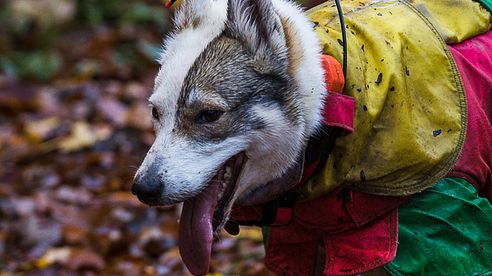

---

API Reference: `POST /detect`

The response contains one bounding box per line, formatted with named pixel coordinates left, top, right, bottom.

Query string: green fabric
left=385, top=178, right=492, bottom=275
left=476, top=0, right=492, bottom=13
left=262, top=226, right=269, bottom=248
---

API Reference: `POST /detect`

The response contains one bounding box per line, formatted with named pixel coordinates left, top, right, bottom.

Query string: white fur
left=227, top=0, right=288, bottom=56
left=235, top=104, right=305, bottom=198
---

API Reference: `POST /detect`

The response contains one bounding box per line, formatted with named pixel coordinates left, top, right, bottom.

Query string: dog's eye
left=195, top=110, right=224, bottom=124
left=152, top=107, right=160, bottom=121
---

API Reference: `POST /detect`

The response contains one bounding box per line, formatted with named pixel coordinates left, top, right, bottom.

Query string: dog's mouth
left=179, top=152, right=246, bottom=275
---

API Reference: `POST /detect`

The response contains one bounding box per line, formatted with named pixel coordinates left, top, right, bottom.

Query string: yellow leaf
left=24, top=117, right=59, bottom=142
left=36, top=247, right=71, bottom=269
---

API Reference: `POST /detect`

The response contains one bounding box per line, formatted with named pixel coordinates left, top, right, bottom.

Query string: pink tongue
left=179, top=183, right=219, bottom=275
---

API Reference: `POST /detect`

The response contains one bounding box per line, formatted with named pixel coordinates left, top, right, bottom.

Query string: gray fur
left=176, top=32, right=303, bottom=143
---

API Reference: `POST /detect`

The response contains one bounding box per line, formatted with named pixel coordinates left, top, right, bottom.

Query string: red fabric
left=322, top=209, right=398, bottom=275
left=265, top=189, right=409, bottom=275
left=272, top=207, right=294, bottom=226
left=447, top=31, right=492, bottom=201
left=322, top=92, right=356, bottom=133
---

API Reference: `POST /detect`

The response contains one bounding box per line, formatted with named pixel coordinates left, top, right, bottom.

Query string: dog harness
left=229, top=52, right=409, bottom=275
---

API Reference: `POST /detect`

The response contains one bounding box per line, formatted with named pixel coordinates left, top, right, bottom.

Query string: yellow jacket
left=300, top=0, right=491, bottom=198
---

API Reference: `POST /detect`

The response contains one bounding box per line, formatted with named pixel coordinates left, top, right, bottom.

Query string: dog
left=133, top=0, right=325, bottom=273
left=132, top=0, right=492, bottom=275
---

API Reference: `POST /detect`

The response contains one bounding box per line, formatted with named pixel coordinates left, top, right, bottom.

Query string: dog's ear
left=226, top=0, right=287, bottom=60
left=174, top=0, right=228, bottom=30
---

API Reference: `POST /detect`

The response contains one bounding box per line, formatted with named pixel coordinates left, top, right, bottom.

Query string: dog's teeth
left=218, top=182, right=226, bottom=199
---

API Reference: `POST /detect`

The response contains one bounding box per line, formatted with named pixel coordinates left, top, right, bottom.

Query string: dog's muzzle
left=131, top=174, right=163, bottom=206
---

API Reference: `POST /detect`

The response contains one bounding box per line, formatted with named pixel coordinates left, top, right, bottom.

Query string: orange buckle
left=165, top=0, right=176, bottom=8
left=321, top=54, right=345, bottom=94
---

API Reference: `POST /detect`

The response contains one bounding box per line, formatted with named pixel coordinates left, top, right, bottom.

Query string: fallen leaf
left=97, top=98, right=129, bottom=127
left=36, top=247, right=105, bottom=270
left=67, top=248, right=106, bottom=270
left=126, top=102, right=152, bottom=130
left=55, top=186, right=92, bottom=205
left=158, top=247, right=181, bottom=271
left=57, top=122, right=111, bottom=153
left=62, top=224, right=88, bottom=245
left=24, top=117, right=60, bottom=142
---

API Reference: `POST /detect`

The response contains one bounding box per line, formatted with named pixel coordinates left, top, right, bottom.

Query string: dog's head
left=132, top=0, right=324, bottom=273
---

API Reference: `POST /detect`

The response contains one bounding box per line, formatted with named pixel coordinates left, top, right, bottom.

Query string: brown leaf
left=0, top=78, right=39, bottom=113
left=124, top=82, right=151, bottom=100
left=126, top=103, right=152, bottom=130
left=62, top=224, right=88, bottom=245
left=67, top=248, right=105, bottom=270
left=108, top=192, right=145, bottom=207
left=158, top=248, right=181, bottom=272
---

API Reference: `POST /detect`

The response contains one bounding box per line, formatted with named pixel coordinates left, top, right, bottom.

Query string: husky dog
left=132, top=0, right=325, bottom=273
left=132, top=0, right=492, bottom=274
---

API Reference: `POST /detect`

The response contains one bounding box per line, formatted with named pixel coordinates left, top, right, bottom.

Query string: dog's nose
left=131, top=175, right=163, bottom=201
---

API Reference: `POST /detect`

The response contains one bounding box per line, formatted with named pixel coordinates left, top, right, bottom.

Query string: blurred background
left=0, top=0, right=322, bottom=274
